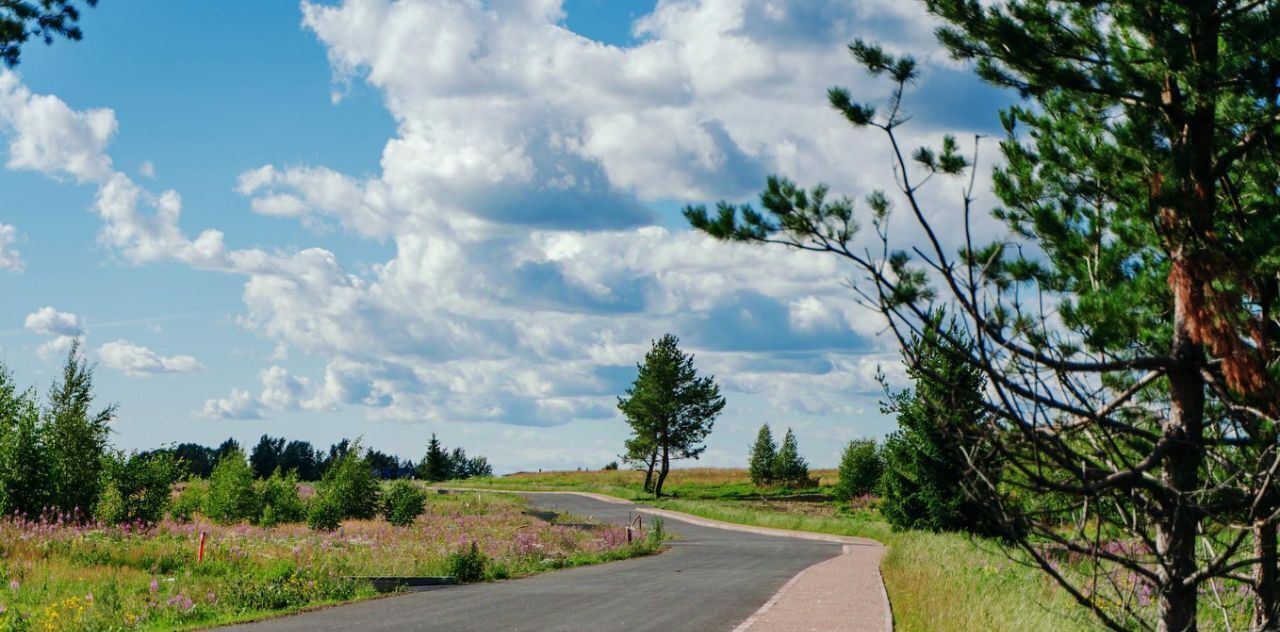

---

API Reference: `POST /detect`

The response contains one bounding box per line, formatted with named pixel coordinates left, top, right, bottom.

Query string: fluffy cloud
left=200, top=388, right=263, bottom=420
left=0, top=223, right=21, bottom=272
left=97, top=340, right=203, bottom=377
left=24, top=306, right=83, bottom=359
left=3, top=1, right=998, bottom=433
left=24, top=306, right=82, bottom=336
left=0, top=72, right=115, bottom=183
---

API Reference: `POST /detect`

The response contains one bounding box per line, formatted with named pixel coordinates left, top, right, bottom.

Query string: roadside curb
left=634, top=507, right=891, bottom=632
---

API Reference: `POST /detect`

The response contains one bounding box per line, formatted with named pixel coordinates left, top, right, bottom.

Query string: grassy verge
left=459, top=471, right=1102, bottom=631
left=452, top=467, right=838, bottom=500
left=0, top=490, right=660, bottom=631
left=660, top=499, right=1096, bottom=631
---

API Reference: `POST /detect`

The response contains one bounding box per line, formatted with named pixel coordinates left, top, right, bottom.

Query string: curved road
left=227, top=492, right=845, bottom=632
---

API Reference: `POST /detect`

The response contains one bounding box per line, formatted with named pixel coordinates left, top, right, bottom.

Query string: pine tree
left=418, top=434, right=451, bottom=482
left=878, top=328, right=997, bottom=535
left=618, top=334, right=725, bottom=497
left=747, top=424, right=776, bottom=487
left=687, top=1, right=1280, bottom=625
left=0, top=0, right=98, bottom=67
left=771, top=428, right=808, bottom=488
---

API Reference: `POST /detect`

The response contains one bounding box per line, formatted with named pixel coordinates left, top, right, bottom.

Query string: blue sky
left=0, top=0, right=1008, bottom=472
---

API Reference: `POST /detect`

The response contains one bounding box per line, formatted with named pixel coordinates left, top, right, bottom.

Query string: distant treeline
left=150, top=432, right=492, bottom=482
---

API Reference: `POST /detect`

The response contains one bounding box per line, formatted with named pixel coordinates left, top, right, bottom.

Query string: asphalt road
left=225, top=492, right=843, bottom=632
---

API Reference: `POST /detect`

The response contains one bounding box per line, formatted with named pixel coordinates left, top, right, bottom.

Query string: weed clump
left=448, top=541, right=488, bottom=582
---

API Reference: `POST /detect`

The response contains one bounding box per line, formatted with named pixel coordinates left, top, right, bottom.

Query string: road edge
left=444, top=487, right=893, bottom=631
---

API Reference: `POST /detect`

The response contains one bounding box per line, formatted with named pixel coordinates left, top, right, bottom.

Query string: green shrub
left=835, top=438, right=883, bottom=501
left=382, top=480, right=427, bottom=527
left=447, top=541, right=488, bottom=582
left=306, top=492, right=343, bottom=531
left=204, top=448, right=261, bottom=524
left=96, top=450, right=181, bottom=525
left=169, top=482, right=205, bottom=522
left=321, top=442, right=380, bottom=520
left=257, top=469, right=305, bottom=526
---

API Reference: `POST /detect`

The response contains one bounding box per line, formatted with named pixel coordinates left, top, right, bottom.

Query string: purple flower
left=7, top=580, right=17, bottom=592
left=166, top=593, right=194, bottom=612
left=149, top=579, right=159, bottom=594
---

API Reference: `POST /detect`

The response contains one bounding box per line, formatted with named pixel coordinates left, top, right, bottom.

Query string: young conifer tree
left=748, top=423, right=777, bottom=487
left=772, top=428, right=808, bottom=488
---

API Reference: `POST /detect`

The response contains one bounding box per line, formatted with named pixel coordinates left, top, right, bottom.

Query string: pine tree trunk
left=654, top=443, right=671, bottom=498
left=642, top=450, right=657, bottom=493
left=1254, top=517, right=1279, bottom=630
left=1158, top=262, right=1204, bottom=632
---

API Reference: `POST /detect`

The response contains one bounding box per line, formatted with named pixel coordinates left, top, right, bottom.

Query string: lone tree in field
left=687, top=0, right=1280, bottom=628
left=0, top=1, right=98, bottom=67
left=747, top=423, right=777, bottom=486
left=618, top=334, right=725, bottom=497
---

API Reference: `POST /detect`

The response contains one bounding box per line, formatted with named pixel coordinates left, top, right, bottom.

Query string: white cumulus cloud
left=1, top=1, right=991, bottom=440
left=24, top=306, right=82, bottom=336
left=0, top=223, right=22, bottom=272
left=97, top=340, right=203, bottom=377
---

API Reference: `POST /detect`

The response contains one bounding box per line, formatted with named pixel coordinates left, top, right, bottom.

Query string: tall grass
left=454, top=467, right=839, bottom=499
left=657, top=498, right=1099, bottom=631
left=0, top=490, right=659, bottom=630
left=463, top=469, right=1108, bottom=631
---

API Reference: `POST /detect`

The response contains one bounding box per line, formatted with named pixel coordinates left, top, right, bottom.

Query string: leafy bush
left=321, top=443, right=380, bottom=520
left=382, top=480, right=427, bottom=527
left=306, top=493, right=343, bottom=531
left=835, top=438, right=883, bottom=501
left=96, top=450, right=181, bottom=525
left=204, top=448, right=261, bottom=524
left=257, top=469, right=305, bottom=526
left=771, top=428, right=809, bottom=488
left=0, top=371, right=46, bottom=517
left=747, top=424, right=776, bottom=486
left=602, top=461, right=618, bottom=471
left=447, top=541, right=488, bottom=582
left=169, top=482, right=205, bottom=522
